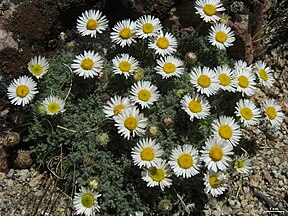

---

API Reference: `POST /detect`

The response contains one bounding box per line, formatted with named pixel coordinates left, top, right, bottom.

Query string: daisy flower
left=42, top=95, right=65, bottom=115
left=234, top=69, right=256, bottom=96
left=135, top=15, right=163, bottom=39
left=131, top=138, right=164, bottom=168
left=208, top=23, right=235, bottom=50
left=204, top=171, right=227, bottom=197
left=148, top=31, right=177, bottom=56
left=180, top=93, right=211, bottom=121
left=7, top=76, right=38, bottom=107
left=28, top=56, right=49, bottom=79
left=103, top=95, right=133, bottom=118
left=110, top=19, right=136, bottom=47
left=168, top=144, right=200, bottom=178
left=76, top=9, right=108, bottom=38
left=235, top=99, right=261, bottom=126
left=234, top=156, right=251, bottom=174
left=112, top=54, right=139, bottom=79
left=190, top=66, right=219, bottom=97
left=262, top=98, right=284, bottom=127
left=142, top=160, right=172, bottom=191
left=71, top=50, right=103, bottom=79
left=114, top=107, right=149, bottom=140
left=195, top=0, right=225, bottom=23
left=211, top=115, right=242, bottom=147
left=234, top=60, right=253, bottom=73
left=155, top=55, right=184, bottom=79
left=130, top=80, right=160, bottom=109
left=200, top=137, right=234, bottom=172
left=214, top=65, right=236, bottom=92
left=253, top=60, right=275, bottom=87
left=73, top=186, right=101, bottom=216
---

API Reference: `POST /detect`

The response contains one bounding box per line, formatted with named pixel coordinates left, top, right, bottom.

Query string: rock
left=211, top=210, right=222, bottom=216
left=241, top=199, right=248, bottom=207
left=279, top=180, right=284, bottom=187
left=29, top=174, right=43, bottom=187
left=250, top=174, right=261, bottom=188
left=14, top=150, right=33, bottom=169
left=0, top=145, right=8, bottom=173
left=17, top=169, right=29, bottom=182
left=0, top=172, right=5, bottom=180
left=0, top=2, right=18, bottom=52
left=262, top=170, right=273, bottom=184
left=6, top=179, right=14, bottom=187
left=6, top=169, right=14, bottom=178
left=222, top=206, right=232, bottom=215
left=273, top=157, right=281, bottom=165
left=36, top=190, right=43, bottom=197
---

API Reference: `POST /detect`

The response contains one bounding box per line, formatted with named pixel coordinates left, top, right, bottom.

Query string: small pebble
left=274, top=157, right=281, bottom=165
left=6, top=169, right=14, bottom=178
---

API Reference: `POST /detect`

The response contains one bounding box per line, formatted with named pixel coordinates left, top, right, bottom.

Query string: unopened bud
left=88, top=177, right=100, bottom=190
left=133, top=69, right=143, bottom=81
left=185, top=52, right=197, bottom=63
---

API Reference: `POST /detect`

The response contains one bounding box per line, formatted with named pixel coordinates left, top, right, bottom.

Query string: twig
left=63, top=63, right=73, bottom=101
left=32, top=178, right=53, bottom=216
left=57, top=125, right=76, bottom=133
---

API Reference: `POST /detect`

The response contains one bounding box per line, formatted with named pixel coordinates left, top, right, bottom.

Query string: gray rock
left=6, top=169, right=14, bottom=178
left=211, top=209, right=222, bottom=216
left=274, top=157, right=281, bottom=166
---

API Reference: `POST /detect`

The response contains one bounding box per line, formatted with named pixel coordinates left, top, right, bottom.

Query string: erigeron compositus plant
left=8, top=2, right=284, bottom=215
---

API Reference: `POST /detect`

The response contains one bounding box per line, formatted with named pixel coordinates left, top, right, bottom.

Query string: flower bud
left=146, top=125, right=158, bottom=137
left=96, top=133, right=110, bottom=146
left=133, top=69, right=143, bottom=81
left=176, top=89, right=185, bottom=98
left=88, top=177, right=100, bottom=190
left=185, top=52, right=197, bottom=63
left=158, top=199, right=172, bottom=212
left=163, top=116, right=173, bottom=126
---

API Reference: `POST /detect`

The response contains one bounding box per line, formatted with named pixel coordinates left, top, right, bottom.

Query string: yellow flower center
left=163, top=63, right=176, bottom=74
left=138, top=89, right=151, bottom=102
left=203, top=4, right=217, bottom=16
left=124, top=116, right=138, bottom=131
left=140, top=147, right=155, bottom=161
left=47, top=102, right=60, bottom=114
left=120, top=28, right=132, bottom=39
left=209, top=146, right=224, bottom=161
left=218, top=125, right=232, bottom=139
left=113, top=104, right=125, bottom=115
left=197, top=75, right=211, bottom=88
left=266, top=106, right=277, bottom=120
left=30, top=64, right=44, bottom=76
left=238, top=76, right=249, bottom=88
left=142, top=23, right=154, bottom=34
left=240, top=107, right=253, bottom=120
left=86, top=19, right=99, bottom=30
left=156, top=37, right=169, bottom=49
left=81, top=58, right=94, bottom=70
left=219, top=74, right=231, bottom=86
left=119, top=61, right=131, bottom=72
left=215, top=31, right=228, bottom=43
left=188, top=100, right=202, bottom=113
left=259, top=69, right=268, bottom=81
left=16, top=85, right=29, bottom=98
left=209, top=176, right=220, bottom=188
left=234, top=159, right=245, bottom=169
left=149, top=168, right=165, bottom=182
left=178, top=153, right=193, bottom=169
left=81, top=193, right=94, bottom=208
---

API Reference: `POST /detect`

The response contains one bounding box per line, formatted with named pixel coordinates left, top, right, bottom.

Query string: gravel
left=0, top=168, right=72, bottom=215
